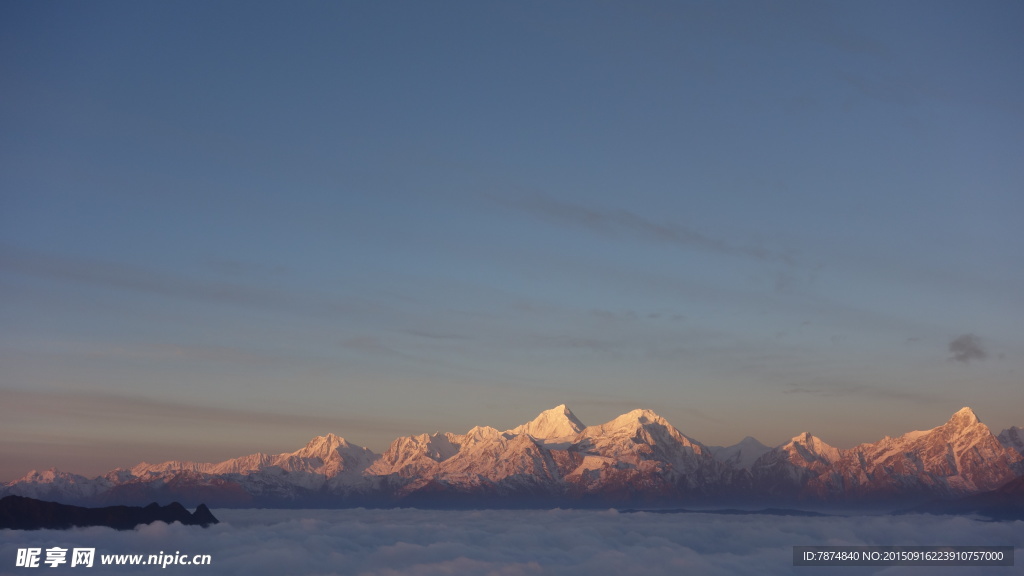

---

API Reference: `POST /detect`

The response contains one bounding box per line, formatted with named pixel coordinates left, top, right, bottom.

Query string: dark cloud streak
left=783, top=383, right=943, bottom=404
left=949, top=333, right=987, bottom=364
left=0, top=389, right=403, bottom=437
left=405, top=329, right=470, bottom=340
left=0, top=245, right=290, bottom=310
left=507, top=196, right=793, bottom=264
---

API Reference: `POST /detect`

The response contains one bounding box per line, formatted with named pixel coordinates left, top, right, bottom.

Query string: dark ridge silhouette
left=191, top=503, right=219, bottom=526
left=0, top=495, right=219, bottom=530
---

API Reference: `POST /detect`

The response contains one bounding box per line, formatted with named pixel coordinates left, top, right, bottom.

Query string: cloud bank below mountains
left=3, top=508, right=1021, bottom=576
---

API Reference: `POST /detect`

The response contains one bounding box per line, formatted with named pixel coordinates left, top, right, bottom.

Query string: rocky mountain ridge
left=4, top=406, right=1021, bottom=509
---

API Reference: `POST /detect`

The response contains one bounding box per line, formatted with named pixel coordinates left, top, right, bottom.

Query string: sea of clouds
left=2, top=508, right=1021, bottom=575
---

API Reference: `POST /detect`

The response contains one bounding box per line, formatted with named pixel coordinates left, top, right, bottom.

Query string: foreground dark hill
left=0, top=495, right=218, bottom=530
left=3, top=406, right=1022, bottom=510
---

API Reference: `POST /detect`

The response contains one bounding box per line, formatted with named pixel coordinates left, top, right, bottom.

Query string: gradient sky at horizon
left=2, top=1, right=1022, bottom=482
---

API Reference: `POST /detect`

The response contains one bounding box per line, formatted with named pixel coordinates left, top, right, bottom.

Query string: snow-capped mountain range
left=4, top=405, right=1022, bottom=509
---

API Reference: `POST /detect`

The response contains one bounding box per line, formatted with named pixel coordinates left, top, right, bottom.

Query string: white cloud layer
left=2, top=508, right=1022, bottom=575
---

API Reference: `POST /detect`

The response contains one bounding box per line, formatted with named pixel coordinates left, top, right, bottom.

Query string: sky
left=2, top=1, right=1023, bottom=481
left=2, top=508, right=1021, bottom=575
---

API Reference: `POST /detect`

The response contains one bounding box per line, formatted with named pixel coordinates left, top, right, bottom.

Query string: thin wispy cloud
left=0, top=244, right=398, bottom=324
left=405, top=329, right=470, bottom=341
left=783, top=383, right=943, bottom=405
left=589, top=308, right=685, bottom=323
left=341, top=336, right=462, bottom=370
left=0, top=245, right=290, bottom=310
left=507, top=196, right=792, bottom=264
left=20, top=340, right=286, bottom=367
left=0, top=389, right=401, bottom=437
left=540, top=335, right=619, bottom=355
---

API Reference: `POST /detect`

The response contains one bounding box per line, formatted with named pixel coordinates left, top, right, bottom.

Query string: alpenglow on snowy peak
left=507, top=404, right=585, bottom=441
left=3, top=405, right=1022, bottom=509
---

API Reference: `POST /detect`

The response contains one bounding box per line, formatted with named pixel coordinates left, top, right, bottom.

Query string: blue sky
left=2, top=1, right=1022, bottom=480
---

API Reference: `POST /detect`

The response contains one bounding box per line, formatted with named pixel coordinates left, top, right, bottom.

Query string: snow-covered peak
left=571, top=408, right=713, bottom=474
left=466, top=425, right=501, bottom=440
left=131, top=460, right=203, bottom=476
left=17, top=468, right=63, bottom=483
left=624, top=408, right=664, bottom=422
left=102, top=468, right=137, bottom=483
left=710, top=437, right=771, bottom=470
left=277, top=433, right=377, bottom=479
left=923, top=407, right=995, bottom=446
left=446, top=425, right=502, bottom=450
left=409, top=432, right=459, bottom=460
left=870, top=408, right=990, bottom=453
left=788, top=432, right=821, bottom=445
left=508, top=404, right=585, bottom=440
left=293, top=433, right=350, bottom=459
left=592, top=408, right=669, bottom=433
left=384, top=432, right=457, bottom=462
left=578, top=408, right=703, bottom=450
left=784, top=432, right=840, bottom=464
left=947, top=406, right=980, bottom=428
left=3, top=468, right=110, bottom=500
left=365, top=432, right=458, bottom=477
